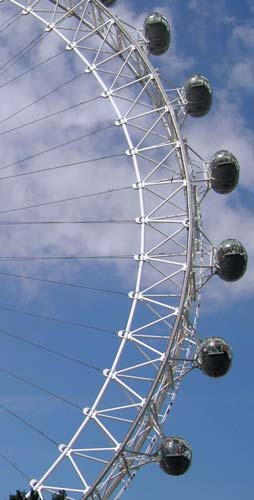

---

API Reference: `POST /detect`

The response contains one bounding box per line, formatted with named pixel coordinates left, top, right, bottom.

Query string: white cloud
left=186, top=90, right=254, bottom=189
left=0, top=2, right=188, bottom=307
left=1, top=0, right=252, bottom=308
left=232, top=23, right=254, bottom=47
left=228, top=22, right=254, bottom=91
left=184, top=89, right=254, bottom=303
left=231, top=60, right=254, bottom=90
left=0, top=3, right=253, bottom=498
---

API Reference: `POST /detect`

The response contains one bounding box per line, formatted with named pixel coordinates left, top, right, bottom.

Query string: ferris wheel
left=0, top=1, right=248, bottom=500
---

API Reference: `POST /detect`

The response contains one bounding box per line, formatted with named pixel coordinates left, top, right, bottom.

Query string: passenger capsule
left=100, top=0, right=117, bottom=6
left=158, top=436, right=192, bottom=476
left=184, top=74, right=212, bottom=117
left=196, top=337, right=232, bottom=377
left=215, top=239, right=248, bottom=281
left=209, top=150, right=239, bottom=194
left=144, top=12, right=170, bottom=56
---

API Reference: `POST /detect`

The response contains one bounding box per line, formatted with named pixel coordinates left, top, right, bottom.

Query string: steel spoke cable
left=0, top=219, right=133, bottom=224
left=0, top=125, right=118, bottom=173
left=0, top=31, right=45, bottom=78
left=0, top=254, right=132, bottom=261
left=3, top=1, right=130, bottom=483
left=0, top=327, right=103, bottom=372
left=0, top=366, right=82, bottom=411
left=0, top=4, right=194, bottom=500
left=0, top=186, right=130, bottom=214
left=0, top=152, right=126, bottom=181
left=0, top=95, right=101, bottom=137
left=0, top=69, right=85, bottom=127
left=0, top=401, right=58, bottom=446
left=0, top=270, right=127, bottom=296
left=0, top=10, right=21, bottom=34
left=0, top=47, right=66, bottom=90
left=0, top=451, right=30, bottom=481
left=0, top=303, right=114, bottom=334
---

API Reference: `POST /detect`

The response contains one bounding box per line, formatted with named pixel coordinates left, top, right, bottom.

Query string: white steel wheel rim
left=1, top=2, right=199, bottom=499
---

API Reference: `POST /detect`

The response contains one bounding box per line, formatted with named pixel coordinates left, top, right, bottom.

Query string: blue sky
left=133, top=2, right=254, bottom=500
left=0, top=1, right=253, bottom=499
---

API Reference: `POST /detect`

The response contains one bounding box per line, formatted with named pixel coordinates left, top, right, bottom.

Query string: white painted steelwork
left=1, top=1, right=214, bottom=499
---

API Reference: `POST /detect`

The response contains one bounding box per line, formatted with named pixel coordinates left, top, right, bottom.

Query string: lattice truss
left=2, top=1, right=215, bottom=499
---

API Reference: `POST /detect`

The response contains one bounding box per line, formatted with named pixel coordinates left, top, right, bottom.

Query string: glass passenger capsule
left=215, top=239, right=248, bottom=282
left=209, top=150, right=239, bottom=194
left=184, top=74, right=212, bottom=117
left=144, top=12, right=170, bottom=55
left=100, top=0, right=117, bottom=6
left=196, top=337, right=232, bottom=377
left=157, top=436, right=192, bottom=476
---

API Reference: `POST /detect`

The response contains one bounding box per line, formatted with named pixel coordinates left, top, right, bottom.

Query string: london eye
left=0, top=2, right=249, bottom=499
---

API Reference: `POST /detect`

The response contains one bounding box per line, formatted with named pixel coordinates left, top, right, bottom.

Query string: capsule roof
left=184, top=74, right=212, bottom=117
left=145, top=12, right=170, bottom=28
left=158, top=436, right=192, bottom=476
left=209, top=150, right=239, bottom=194
left=100, top=0, right=117, bottom=6
left=215, top=239, right=248, bottom=282
left=196, top=337, right=232, bottom=377
left=144, top=12, right=170, bottom=56
left=185, top=74, right=212, bottom=92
